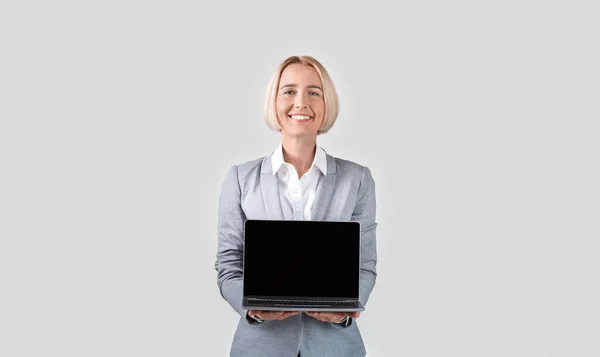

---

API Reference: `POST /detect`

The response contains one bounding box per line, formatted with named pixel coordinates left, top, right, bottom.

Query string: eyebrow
left=279, top=83, right=323, bottom=91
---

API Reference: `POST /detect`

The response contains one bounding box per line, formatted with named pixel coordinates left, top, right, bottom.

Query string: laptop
left=242, top=219, right=364, bottom=312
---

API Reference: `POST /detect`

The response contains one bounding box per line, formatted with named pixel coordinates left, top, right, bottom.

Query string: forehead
left=280, top=64, right=322, bottom=85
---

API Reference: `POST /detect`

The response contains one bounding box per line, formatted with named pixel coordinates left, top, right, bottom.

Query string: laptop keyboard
left=251, top=300, right=357, bottom=308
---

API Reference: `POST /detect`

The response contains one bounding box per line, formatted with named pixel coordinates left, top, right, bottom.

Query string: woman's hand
left=305, top=311, right=360, bottom=323
left=249, top=310, right=299, bottom=321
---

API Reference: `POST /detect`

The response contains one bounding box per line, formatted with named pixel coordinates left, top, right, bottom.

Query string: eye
left=309, top=91, right=320, bottom=97
left=283, top=90, right=295, bottom=95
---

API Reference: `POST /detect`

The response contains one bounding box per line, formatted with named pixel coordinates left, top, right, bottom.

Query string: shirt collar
left=271, top=141, right=328, bottom=176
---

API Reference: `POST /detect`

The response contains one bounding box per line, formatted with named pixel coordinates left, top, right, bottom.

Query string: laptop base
left=242, top=299, right=364, bottom=312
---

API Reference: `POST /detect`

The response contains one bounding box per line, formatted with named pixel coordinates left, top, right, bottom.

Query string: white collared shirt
left=249, top=143, right=350, bottom=326
left=271, top=142, right=327, bottom=221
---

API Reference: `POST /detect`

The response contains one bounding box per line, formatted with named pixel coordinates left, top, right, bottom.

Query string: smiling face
left=275, top=63, right=325, bottom=139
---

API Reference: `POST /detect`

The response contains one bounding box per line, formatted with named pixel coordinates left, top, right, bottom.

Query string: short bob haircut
left=264, top=56, right=340, bottom=135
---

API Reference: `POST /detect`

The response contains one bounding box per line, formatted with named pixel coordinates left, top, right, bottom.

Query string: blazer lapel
left=312, top=154, right=337, bottom=221
left=260, top=156, right=285, bottom=220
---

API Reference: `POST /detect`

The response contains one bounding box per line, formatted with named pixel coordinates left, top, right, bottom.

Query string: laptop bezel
left=242, top=219, right=362, bottom=302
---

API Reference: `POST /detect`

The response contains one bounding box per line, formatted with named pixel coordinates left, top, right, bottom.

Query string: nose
left=294, top=96, right=307, bottom=108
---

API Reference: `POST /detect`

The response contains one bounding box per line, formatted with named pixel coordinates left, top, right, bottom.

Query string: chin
left=282, top=130, right=318, bottom=138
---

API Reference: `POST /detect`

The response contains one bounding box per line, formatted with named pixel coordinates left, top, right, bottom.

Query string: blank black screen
left=243, top=220, right=360, bottom=299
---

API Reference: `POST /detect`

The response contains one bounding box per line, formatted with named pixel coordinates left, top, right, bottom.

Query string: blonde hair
left=264, top=55, right=340, bottom=135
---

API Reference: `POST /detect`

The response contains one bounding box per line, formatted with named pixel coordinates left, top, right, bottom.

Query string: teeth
left=290, top=115, right=311, bottom=120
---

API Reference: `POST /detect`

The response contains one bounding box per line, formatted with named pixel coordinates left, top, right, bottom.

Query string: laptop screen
left=243, top=220, right=360, bottom=299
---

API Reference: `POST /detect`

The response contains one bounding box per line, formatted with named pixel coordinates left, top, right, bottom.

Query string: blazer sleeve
left=331, top=165, right=378, bottom=329
left=354, top=166, right=378, bottom=308
left=214, top=165, right=248, bottom=320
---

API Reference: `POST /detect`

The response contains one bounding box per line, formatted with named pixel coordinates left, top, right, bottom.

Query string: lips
left=288, top=115, right=313, bottom=121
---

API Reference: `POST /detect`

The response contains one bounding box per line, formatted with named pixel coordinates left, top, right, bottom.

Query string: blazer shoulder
left=229, top=156, right=266, bottom=184
left=330, top=155, right=369, bottom=177
left=233, top=156, right=263, bottom=172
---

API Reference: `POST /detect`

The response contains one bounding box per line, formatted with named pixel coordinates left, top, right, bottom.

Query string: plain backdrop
left=1, top=1, right=599, bottom=356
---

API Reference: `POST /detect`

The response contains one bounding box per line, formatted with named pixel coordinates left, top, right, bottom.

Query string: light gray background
left=1, top=1, right=598, bottom=356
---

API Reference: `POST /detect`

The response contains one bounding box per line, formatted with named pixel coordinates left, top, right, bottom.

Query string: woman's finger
left=305, top=311, right=345, bottom=322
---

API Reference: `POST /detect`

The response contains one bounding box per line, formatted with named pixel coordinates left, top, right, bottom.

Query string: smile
left=288, top=115, right=313, bottom=121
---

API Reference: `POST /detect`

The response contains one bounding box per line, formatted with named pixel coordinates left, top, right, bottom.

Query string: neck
left=281, top=134, right=317, bottom=176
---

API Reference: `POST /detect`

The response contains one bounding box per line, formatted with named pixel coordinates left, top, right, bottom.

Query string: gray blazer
left=215, top=152, right=378, bottom=357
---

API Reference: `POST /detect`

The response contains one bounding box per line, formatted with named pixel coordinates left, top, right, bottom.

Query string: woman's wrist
left=247, top=311, right=264, bottom=323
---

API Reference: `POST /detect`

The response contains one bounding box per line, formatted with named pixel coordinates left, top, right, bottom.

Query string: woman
left=215, top=55, right=378, bottom=357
